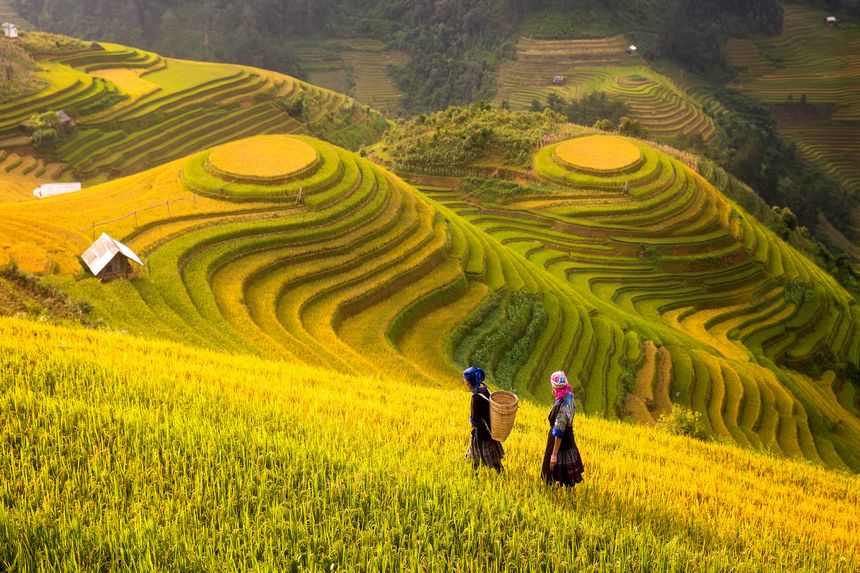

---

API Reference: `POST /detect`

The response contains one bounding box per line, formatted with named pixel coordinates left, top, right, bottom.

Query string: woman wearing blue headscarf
left=542, top=370, right=584, bottom=486
left=463, top=366, right=504, bottom=472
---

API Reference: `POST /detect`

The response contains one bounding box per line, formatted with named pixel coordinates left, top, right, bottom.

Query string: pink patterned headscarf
left=550, top=370, right=572, bottom=402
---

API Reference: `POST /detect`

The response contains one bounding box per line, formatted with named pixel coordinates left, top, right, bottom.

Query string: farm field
left=0, top=316, right=858, bottom=570
left=2, top=131, right=859, bottom=473
left=291, top=38, right=408, bottom=115
left=726, top=5, right=860, bottom=237
left=493, top=36, right=716, bottom=140
left=0, top=0, right=31, bottom=28
left=0, top=34, right=389, bottom=187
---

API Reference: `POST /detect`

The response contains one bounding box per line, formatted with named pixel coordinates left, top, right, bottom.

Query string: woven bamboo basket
left=489, top=391, right=519, bottom=442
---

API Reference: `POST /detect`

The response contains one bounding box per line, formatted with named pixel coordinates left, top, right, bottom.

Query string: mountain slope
left=1, top=129, right=858, bottom=470
left=1, top=316, right=857, bottom=570
left=0, top=33, right=388, bottom=189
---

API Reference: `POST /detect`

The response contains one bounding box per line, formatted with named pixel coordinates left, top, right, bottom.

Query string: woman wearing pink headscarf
left=541, top=370, right=584, bottom=486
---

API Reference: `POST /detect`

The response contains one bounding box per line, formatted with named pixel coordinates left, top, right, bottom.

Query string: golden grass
left=554, top=135, right=642, bottom=172
left=207, top=134, right=318, bottom=180
left=1, top=316, right=858, bottom=570
left=90, top=68, right=160, bottom=99
left=0, top=158, right=261, bottom=274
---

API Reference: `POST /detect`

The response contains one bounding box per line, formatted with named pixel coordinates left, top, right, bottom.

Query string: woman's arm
left=550, top=437, right=561, bottom=470
left=469, top=394, right=478, bottom=431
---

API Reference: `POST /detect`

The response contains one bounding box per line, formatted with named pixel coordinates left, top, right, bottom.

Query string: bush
left=659, top=404, right=707, bottom=440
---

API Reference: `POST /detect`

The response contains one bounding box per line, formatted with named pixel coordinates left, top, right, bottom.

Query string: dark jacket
left=470, top=386, right=493, bottom=441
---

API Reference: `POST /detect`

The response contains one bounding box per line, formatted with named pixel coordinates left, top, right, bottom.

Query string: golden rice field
left=0, top=317, right=857, bottom=570
left=206, top=135, right=319, bottom=180
left=2, top=131, right=859, bottom=477
left=554, top=135, right=642, bottom=172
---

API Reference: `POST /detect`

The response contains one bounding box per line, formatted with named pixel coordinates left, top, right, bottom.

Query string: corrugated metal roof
left=81, top=233, right=143, bottom=276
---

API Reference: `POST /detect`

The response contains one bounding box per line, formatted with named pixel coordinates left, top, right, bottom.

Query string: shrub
left=659, top=404, right=707, bottom=440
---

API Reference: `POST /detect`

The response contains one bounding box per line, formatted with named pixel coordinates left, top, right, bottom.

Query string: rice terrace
left=0, top=1, right=859, bottom=570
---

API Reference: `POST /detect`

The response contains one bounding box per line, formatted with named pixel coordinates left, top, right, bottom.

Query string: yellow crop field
left=90, top=68, right=160, bottom=99
left=207, top=134, right=320, bottom=180
left=0, top=316, right=857, bottom=570
left=554, top=135, right=642, bottom=172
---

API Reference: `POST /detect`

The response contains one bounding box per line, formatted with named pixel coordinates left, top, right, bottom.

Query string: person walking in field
left=541, top=370, right=584, bottom=486
left=463, top=366, right=504, bottom=473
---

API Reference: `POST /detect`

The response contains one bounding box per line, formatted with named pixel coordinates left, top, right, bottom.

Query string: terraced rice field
left=727, top=6, right=860, bottom=120
left=0, top=38, right=388, bottom=184
left=0, top=149, right=57, bottom=201
left=0, top=0, right=31, bottom=28
left=292, top=39, right=408, bottom=114
left=3, top=132, right=859, bottom=472
left=727, top=5, right=860, bottom=229
left=494, top=36, right=715, bottom=139
left=411, top=133, right=860, bottom=470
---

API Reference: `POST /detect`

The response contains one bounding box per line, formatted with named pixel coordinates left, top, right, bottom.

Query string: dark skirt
left=468, top=431, right=505, bottom=471
left=541, top=431, right=584, bottom=486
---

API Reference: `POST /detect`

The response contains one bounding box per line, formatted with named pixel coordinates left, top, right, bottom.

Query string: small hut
left=33, top=182, right=82, bottom=198
left=551, top=74, right=565, bottom=85
left=56, top=110, right=72, bottom=125
left=627, top=45, right=638, bottom=55
left=1, top=23, right=18, bottom=39
left=825, top=16, right=837, bottom=27
left=81, top=233, right=143, bottom=281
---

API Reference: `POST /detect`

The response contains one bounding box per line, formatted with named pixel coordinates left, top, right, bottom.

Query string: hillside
left=494, top=36, right=716, bottom=140
left=0, top=32, right=388, bottom=190
left=290, top=38, right=408, bottom=115
left=9, top=0, right=783, bottom=113
left=1, top=127, right=859, bottom=472
left=0, top=36, right=45, bottom=102
left=725, top=5, right=860, bottom=243
left=1, top=316, right=858, bottom=570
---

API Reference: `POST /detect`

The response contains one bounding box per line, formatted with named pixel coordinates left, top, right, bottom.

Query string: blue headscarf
left=463, top=366, right=485, bottom=391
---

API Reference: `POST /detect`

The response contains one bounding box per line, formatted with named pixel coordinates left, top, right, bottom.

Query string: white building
left=33, top=182, right=82, bottom=199
left=627, top=45, right=638, bottom=55
left=2, top=23, right=18, bottom=39
left=825, top=16, right=838, bottom=26
left=81, top=233, right=143, bottom=281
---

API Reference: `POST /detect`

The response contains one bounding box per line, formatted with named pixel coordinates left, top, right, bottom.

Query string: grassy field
left=1, top=130, right=859, bottom=473
left=493, top=36, right=716, bottom=140
left=0, top=316, right=857, bottom=570
left=0, top=34, right=389, bottom=186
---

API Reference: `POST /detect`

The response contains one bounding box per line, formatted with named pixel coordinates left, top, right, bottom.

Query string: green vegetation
left=724, top=4, right=860, bottom=258
left=0, top=37, right=388, bottom=182
left=290, top=38, right=408, bottom=115
left=376, top=104, right=566, bottom=170
left=494, top=37, right=716, bottom=140
left=0, top=38, right=45, bottom=102
left=11, top=0, right=783, bottom=113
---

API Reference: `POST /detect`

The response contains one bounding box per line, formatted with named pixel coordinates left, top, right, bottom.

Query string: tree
left=593, top=119, right=614, bottom=132
left=618, top=117, right=648, bottom=139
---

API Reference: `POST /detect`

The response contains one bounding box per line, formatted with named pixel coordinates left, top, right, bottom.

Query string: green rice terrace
left=494, top=36, right=716, bottom=140
left=726, top=4, right=860, bottom=232
left=0, top=32, right=389, bottom=187
left=4, top=128, right=859, bottom=473
left=290, top=38, right=409, bottom=115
